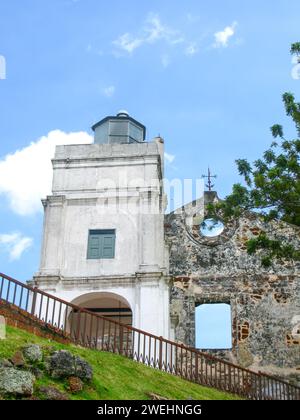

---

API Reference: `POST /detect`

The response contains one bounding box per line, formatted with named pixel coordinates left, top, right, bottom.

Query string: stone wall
left=0, top=300, right=71, bottom=344
left=165, top=193, right=300, bottom=385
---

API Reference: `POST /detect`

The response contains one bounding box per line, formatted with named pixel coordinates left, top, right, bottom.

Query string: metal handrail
left=0, top=272, right=299, bottom=400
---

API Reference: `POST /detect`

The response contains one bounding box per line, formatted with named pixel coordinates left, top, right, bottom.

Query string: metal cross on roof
left=202, top=167, right=217, bottom=191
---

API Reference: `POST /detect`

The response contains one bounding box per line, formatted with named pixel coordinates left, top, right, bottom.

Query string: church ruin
left=31, top=112, right=300, bottom=385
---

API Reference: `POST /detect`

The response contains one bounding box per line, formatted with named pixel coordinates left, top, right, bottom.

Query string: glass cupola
left=92, top=111, right=146, bottom=144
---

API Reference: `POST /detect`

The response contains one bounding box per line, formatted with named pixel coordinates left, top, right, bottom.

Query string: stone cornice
left=32, top=272, right=170, bottom=291
left=52, top=154, right=161, bottom=170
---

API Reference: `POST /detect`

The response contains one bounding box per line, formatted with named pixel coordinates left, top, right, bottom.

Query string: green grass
left=0, top=326, right=241, bottom=400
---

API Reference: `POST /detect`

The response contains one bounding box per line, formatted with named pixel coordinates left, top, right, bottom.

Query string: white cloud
left=213, top=22, right=237, bottom=48
left=113, top=13, right=184, bottom=56
left=164, top=152, right=175, bottom=164
left=185, top=42, right=198, bottom=56
left=0, top=232, right=33, bottom=261
left=0, top=130, right=92, bottom=215
left=103, top=85, right=115, bottom=97
left=145, top=13, right=183, bottom=45
left=113, top=33, right=144, bottom=54
left=291, top=55, right=300, bottom=80
left=145, top=14, right=168, bottom=43
left=0, top=55, right=6, bottom=80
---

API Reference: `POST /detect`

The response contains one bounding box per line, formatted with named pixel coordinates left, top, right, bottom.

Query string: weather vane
left=202, top=167, right=217, bottom=191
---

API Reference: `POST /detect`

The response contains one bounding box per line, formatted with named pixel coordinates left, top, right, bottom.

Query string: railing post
left=119, top=326, right=124, bottom=355
left=76, top=309, right=82, bottom=343
left=195, top=353, right=199, bottom=382
left=258, top=372, right=263, bottom=400
left=31, top=287, right=38, bottom=316
left=0, top=275, right=4, bottom=299
left=286, top=384, right=290, bottom=401
left=0, top=276, right=4, bottom=299
left=228, top=365, right=232, bottom=392
left=159, top=336, right=163, bottom=370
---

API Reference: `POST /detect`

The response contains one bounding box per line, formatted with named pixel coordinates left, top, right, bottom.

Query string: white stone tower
left=33, top=112, right=170, bottom=337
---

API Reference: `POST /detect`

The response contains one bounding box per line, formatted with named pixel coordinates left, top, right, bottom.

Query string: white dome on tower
left=117, top=110, right=129, bottom=117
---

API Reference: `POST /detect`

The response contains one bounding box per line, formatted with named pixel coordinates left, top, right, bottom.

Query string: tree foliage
left=208, top=43, right=300, bottom=267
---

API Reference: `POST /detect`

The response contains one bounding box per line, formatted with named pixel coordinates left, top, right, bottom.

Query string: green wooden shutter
left=87, top=230, right=115, bottom=259
left=87, top=234, right=101, bottom=259
left=101, top=234, right=115, bottom=258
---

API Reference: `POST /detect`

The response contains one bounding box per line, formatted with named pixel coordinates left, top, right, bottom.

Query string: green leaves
left=236, top=159, right=252, bottom=186
left=246, top=233, right=300, bottom=267
left=271, top=124, right=283, bottom=139
left=290, top=42, right=300, bottom=55
left=282, top=92, right=300, bottom=136
left=254, top=173, right=265, bottom=188
left=263, top=149, right=276, bottom=163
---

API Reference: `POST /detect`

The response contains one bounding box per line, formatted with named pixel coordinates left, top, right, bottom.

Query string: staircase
left=0, top=272, right=299, bottom=400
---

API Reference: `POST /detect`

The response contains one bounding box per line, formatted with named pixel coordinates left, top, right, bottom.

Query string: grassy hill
left=0, top=326, right=240, bottom=400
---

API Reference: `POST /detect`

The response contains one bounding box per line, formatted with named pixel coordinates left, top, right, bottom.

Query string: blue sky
left=196, top=304, right=232, bottom=349
left=0, top=0, right=299, bottom=285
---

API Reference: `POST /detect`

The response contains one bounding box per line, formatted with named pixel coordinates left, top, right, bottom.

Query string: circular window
left=200, top=218, right=224, bottom=237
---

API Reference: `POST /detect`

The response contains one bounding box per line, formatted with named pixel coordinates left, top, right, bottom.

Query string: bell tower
left=32, top=112, right=170, bottom=337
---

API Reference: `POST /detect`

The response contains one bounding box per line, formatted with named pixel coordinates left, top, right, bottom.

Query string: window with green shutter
left=87, top=229, right=115, bottom=259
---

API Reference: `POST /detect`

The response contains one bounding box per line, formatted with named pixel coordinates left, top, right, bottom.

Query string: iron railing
left=0, top=272, right=299, bottom=400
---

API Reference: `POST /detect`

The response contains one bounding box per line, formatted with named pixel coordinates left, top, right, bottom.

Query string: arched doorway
left=67, top=292, right=133, bottom=350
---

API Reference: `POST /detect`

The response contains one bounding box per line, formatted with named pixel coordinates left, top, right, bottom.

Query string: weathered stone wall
left=165, top=193, right=300, bottom=385
left=0, top=300, right=71, bottom=344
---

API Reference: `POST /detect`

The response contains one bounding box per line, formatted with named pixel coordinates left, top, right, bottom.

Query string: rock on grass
left=68, top=376, right=83, bottom=393
left=38, top=386, right=69, bottom=400
left=0, top=367, right=35, bottom=396
left=46, top=350, right=92, bottom=381
left=22, top=344, right=43, bottom=363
